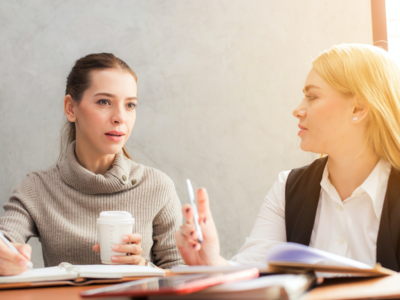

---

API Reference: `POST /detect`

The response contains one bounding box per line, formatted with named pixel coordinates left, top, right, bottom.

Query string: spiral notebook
left=0, top=262, right=165, bottom=289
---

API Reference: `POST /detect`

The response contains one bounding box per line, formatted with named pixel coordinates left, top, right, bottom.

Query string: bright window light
left=387, top=0, right=400, bottom=66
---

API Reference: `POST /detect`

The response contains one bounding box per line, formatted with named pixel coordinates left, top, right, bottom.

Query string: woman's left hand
left=92, top=233, right=146, bottom=265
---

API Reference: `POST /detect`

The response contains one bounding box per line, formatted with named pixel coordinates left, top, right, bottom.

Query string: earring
left=353, top=117, right=358, bottom=121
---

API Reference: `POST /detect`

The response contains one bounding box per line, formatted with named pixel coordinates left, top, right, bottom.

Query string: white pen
left=0, top=231, right=33, bottom=270
left=186, top=179, right=204, bottom=244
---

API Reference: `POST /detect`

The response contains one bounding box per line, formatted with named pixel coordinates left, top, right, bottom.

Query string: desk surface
left=0, top=285, right=129, bottom=300
left=2, top=275, right=400, bottom=300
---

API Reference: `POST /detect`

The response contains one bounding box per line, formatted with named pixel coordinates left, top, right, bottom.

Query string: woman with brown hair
left=0, top=53, right=183, bottom=275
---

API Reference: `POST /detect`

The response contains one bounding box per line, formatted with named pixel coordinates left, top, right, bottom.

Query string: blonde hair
left=312, top=44, right=400, bottom=170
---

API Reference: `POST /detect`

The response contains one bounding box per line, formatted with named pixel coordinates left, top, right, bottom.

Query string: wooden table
left=3, top=274, right=400, bottom=300
left=0, top=285, right=129, bottom=300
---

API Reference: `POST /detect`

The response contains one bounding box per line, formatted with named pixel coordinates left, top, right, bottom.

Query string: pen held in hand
left=186, top=179, right=204, bottom=244
left=0, top=231, right=33, bottom=270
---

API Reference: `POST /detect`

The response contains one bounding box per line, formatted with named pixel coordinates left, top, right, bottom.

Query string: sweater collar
left=58, top=141, right=143, bottom=195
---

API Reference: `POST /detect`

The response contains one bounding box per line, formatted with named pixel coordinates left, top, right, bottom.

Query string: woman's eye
left=305, top=95, right=316, bottom=101
left=98, top=99, right=110, bottom=105
left=127, top=103, right=136, bottom=109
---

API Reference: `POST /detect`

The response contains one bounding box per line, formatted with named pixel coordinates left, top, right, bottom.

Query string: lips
left=105, top=131, right=125, bottom=137
left=298, top=124, right=307, bottom=136
left=105, top=131, right=125, bottom=142
left=298, top=124, right=307, bottom=130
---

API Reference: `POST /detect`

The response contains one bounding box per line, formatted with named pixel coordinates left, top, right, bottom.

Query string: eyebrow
left=94, top=92, right=138, bottom=101
left=303, top=85, right=321, bottom=93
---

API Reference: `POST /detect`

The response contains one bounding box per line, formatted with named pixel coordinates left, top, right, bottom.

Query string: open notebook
left=265, top=242, right=395, bottom=276
left=0, top=262, right=165, bottom=289
left=172, top=243, right=396, bottom=277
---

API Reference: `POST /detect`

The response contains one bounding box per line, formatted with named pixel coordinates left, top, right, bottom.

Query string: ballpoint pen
left=186, top=179, right=204, bottom=244
left=0, top=231, right=33, bottom=270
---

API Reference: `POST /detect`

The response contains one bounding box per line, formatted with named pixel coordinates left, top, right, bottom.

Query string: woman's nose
left=293, top=103, right=306, bottom=119
left=111, top=107, right=126, bottom=124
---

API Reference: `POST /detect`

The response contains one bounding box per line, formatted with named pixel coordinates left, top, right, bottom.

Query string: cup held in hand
left=97, top=211, right=135, bottom=264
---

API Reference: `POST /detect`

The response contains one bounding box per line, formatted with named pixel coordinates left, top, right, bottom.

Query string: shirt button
left=338, top=206, right=343, bottom=211
left=131, top=179, right=137, bottom=185
left=338, top=237, right=345, bottom=244
left=122, top=175, right=127, bottom=181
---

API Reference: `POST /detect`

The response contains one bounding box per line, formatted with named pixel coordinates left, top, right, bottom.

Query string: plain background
left=0, top=0, right=373, bottom=268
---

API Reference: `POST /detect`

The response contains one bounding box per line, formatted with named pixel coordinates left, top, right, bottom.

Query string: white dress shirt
left=230, top=159, right=392, bottom=266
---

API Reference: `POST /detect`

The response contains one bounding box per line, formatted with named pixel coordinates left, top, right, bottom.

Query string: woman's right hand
left=0, top=239, right=32, bottom=275
left=175, top=188, right=228, bottom=266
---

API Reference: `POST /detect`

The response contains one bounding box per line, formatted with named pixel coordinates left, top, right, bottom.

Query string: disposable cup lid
left=97, top=211, right=134, bottom=222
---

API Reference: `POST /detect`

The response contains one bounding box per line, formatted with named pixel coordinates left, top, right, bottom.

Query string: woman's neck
left=327, top=146, right=380, bottom=201
left=74, top=140, right=116, bottom=175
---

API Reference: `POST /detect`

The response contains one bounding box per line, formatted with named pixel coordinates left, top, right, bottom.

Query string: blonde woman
left=176, top=44, right=400, bottom=271
left=0, top=53, right=183, bottom=275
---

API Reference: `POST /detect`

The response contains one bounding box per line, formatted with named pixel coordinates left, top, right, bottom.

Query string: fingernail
left=19, top=260, right=27, bottom=266
left=112, top=256, right=119, bottom=261
left=186, top=208, right=190, bottom=213
left=122, top=236, right=128, bottom=241
left=112, top=246, right=119, bottom=251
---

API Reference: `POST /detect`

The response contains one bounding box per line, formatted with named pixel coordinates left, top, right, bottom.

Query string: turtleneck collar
left=58, top=141, right=143, bottom=195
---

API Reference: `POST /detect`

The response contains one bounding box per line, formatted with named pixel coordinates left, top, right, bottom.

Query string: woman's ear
left=64, top=95, right=77, bottom=122
left=351, top=97, right=368, bottom=123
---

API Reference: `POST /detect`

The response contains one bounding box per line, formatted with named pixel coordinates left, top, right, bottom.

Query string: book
left=0, top=262, right=165, bottom=289
left=148, top=273, right=316, bottom=300
left=265, top=242, right=395, bottom=277
left=306, top=274, right=400, bottom=300
left=80, top=268, right=260, bottom=298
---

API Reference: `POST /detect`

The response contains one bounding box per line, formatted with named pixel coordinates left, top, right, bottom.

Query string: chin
left=100, top=144, right=124, bottom=155
left=299, top=140, right=315, bottom=153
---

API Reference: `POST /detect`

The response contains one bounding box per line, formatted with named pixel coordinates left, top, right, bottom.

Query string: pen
left=0, top=231, right=33, bottom=270
left=186, top=179, right=204, bottom=244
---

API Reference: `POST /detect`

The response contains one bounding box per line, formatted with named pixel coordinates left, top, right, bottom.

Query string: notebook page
left=77, top=264, right=165, bottom=278
left=0, top=266, right=77, bottom=284
left=265, top=242, right=372, bottom=269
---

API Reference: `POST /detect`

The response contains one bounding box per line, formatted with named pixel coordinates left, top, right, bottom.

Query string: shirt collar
left=58, top=141, right=144, bottom=195
left=320, top=158, right=392, bottom=219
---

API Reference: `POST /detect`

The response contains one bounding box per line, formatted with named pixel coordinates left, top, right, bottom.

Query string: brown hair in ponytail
left=59, top=53, right=137, bottom=161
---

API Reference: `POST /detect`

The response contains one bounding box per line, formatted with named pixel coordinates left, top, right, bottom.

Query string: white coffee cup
left=97, top=211, right=135, bottom=264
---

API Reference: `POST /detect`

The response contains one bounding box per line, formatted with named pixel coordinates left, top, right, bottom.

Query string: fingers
left=0, top=240, right=32, bottom=275
left=122, top=233, right=142, bottom=244
left=92, top=244, right=100, bottom=253
left=175, top=231, right=201, bottom=252
left=14, top=243, right=32, bottom=260
left=111, top=255, right=145, bottom=265
left=180, top=223, right=198, bottom=242
left=112, top=243, right=142, bottom=256
left=182, top=204, right=194, bottom=224
left=197, top=188, right=211, bottom=217
left=0, top=258, right=30, bottom=276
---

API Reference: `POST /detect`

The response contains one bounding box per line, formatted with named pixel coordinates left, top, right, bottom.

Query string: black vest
left=285, top=156, right=400, bottom=271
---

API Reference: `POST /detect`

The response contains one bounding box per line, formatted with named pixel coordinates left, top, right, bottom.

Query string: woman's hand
left=0, top=239, right=33, bottom=276
left=175, top=188, right=228, bottom=266
left=92, top=233, right=146, bottom=265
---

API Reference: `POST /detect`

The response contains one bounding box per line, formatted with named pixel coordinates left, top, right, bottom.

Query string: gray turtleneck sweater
left=0, top=142, right=184, bottom=268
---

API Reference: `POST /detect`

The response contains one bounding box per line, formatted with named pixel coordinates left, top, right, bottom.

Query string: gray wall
left=0, top=0, right=372, bottom=268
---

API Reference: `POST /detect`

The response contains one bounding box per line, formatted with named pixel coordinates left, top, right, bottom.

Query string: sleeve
left=229, top=170, right=290, bottom=265
left=151, top=182, right=185, bottom=269
left=0, top=174, right=39, bottom=243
